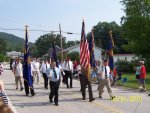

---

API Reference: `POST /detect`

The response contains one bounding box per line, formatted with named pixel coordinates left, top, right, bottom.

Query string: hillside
left=0, top=32, right=33, bottom=52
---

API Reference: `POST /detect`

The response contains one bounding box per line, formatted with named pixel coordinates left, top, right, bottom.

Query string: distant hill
left=0, top=32, right=33, bottom=52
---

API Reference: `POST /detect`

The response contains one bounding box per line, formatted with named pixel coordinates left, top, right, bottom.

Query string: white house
left=113, top=54, right=137, bottom=62
left=63, top=44, right=104, bottom=60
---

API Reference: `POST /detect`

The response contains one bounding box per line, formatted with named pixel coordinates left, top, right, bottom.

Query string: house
left=63, top=44, right=104, bottom=60
left=47, top=44, right=104, bottom=61
left=6, top=51, right=23, bottom=58
left=113, top=54, right=137, bottom=62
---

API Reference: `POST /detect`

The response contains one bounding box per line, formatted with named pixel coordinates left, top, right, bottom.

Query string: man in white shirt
left=12, top=58, right=23, bottom=91
left=40, top=60, right=50, bottom=89
left=32, top=58, right=40, bottom=84
left=47, top=61, right=61, bottom=106
left=98, top=59, right=115, bottom=100
left=63, top=58, right=73, bottom=88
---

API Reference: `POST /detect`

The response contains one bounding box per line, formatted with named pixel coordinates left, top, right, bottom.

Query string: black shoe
left=20, top=87, right=23, bottom=91
left=55, top=103, right=59, bottom=106
left=99, top=96, right=102, bottom=98
left=70, top=86, right=73, bottom=88
left=82, top=97, right=86, bottom=100
left=148, top=94, right=150, bottom=96
left=32, top=93, right=36, bottom=96
left=49, top=99, right=53, bottom=103
left=89, top=98, right=95, bottom=102
left=16, top=87, right=18, bottom=90
left=45, top=87, right=48, bottom=90
left=26, top=94, right=29, bottom=96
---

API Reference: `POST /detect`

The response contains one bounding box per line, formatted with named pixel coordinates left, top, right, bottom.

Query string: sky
left=0, top=0, right=124, bottom=43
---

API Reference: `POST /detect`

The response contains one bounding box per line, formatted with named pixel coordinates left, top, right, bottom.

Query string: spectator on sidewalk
left=0, top=63, right=4, bottom=75
left=0, top=80, right=14, bottom=113
left=135, top=62, right=141, bottom=89
left=139, top=61, right=146, bottom=92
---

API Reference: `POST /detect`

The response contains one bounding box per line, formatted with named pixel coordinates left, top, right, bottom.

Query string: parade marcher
left=63, top=58, right=73, bottom=88
left=40, top=60, right=49, bottom=89
left=98, top=59, right=115, bottom=100
left=77, top=63, right=82, bottom=91
left=73, top=60, right=78, bottom=78
left=12, top=58, right=23, bottom=91
left=47, top=61, right=61, bottom=106
left=135, top=62, right=141, bottom=88
left=24, top=61, right=36, bottom=96
left=32, top=58, right=40, bottom=84
left=139, top=61, right=146, bottom=92
left=80, top=68, right=95, bottom=102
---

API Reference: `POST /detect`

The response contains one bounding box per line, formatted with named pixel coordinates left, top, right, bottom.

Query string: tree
left=87, top=21, right=128, bottom=53
left=121, top=0, right=150, bottom=57
left=0, top=38, right=7, bottom=55
left=35, top=33, right=66, bottom=57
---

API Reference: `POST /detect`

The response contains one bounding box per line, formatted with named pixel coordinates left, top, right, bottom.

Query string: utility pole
left=59, top=23, right=63, bottom=61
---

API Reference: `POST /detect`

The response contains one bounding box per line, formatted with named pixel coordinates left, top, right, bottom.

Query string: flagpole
left=59, top=23, right=63, bottom=61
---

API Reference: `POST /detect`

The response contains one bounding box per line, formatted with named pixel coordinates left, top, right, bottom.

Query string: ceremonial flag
left=80, top=20, right=90, bottom=79
left=89, top=29, right=96, bottom=68
left=107, top=30, right=114, bottom=71
left=23, top=26, right=33, bottom=88
left=52, top=41, right=59, bottom=67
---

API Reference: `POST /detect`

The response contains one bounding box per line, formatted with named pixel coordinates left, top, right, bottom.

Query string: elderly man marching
left=12, top=58, right=23, bottom=91
left=98, top=59, right=115, bottom=100
left=47, top=61, right=61, bottom=106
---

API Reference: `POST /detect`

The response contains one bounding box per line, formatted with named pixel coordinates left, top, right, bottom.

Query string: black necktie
left=68, top=61, right=70, bottom=70
left=53, top=68, right=57, bottom=79
left=105, top=66, right=107, bottom=78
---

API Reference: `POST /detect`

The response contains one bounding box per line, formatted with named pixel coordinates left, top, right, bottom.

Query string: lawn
left=117, top=73, right=150, bottom=91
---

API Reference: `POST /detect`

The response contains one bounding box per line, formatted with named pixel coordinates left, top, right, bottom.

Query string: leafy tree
left=0, top=38, right=7, bottom=54
left=87, top=21, right=128, bottom=53
left=121, top=0, right=150, bottom=57
left=35, top=33, right=66, bottom=57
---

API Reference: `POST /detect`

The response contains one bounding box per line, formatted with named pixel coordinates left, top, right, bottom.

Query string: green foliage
left=87, top=21, right=128, bottom=53
left=0, top=54, right=6, bottom=62
left=121, top=0, right=150, bottom=56
left=35, top=33, right=66, bottom=57
left=67, top=51, right=80, bottom=62
left=0, top=38, right=7, bottom=55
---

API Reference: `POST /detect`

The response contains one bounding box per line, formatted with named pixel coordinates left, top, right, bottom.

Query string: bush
left=115, top=60, right=134, bottom=73
left=0, top=54, right=5, bottom=62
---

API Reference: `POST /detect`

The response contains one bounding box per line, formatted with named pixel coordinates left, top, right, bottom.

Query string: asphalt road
left=0, top=64, right=150, bottom=113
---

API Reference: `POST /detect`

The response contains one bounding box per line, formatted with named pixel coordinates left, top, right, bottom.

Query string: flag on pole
left=23, top=26, right=33, bottom=88
left=80, top=20, right=90, bottom=79
left=52, top=41, right=59, bottom=67
left=107, top=30, right=114, bottom=71
left=89, top=29, right=96, bottom=68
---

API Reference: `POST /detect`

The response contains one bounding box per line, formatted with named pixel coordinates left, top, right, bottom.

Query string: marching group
left=0, top=57, right=149, bottom=112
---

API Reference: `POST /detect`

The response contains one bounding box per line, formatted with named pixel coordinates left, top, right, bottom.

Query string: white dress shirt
left=15, top=62, right=23, bottom=76
left=63, top=61, right=73, bottom=71
left=47, top=67, right=61, bottom=82
left=101, top=65, right=110, bottom=79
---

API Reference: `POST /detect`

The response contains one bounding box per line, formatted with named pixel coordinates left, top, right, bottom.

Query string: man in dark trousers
left=23, top=59, right=35, bottom=96
left=80, top=68, right=95, bottom=102
left=63, top=58, right=73, bottom=88
left=47, top=61, right=61, bottom=106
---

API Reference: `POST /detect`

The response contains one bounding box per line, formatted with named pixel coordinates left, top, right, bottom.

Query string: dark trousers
left=81, top=74, right=94, bottom=100
left=42, top=73, right=48, bottom=89
left=24, top=79, right=35, bottom=95
left=49, top=81, right=60, bottom=104
left=65, top=70, right=73, bottom=88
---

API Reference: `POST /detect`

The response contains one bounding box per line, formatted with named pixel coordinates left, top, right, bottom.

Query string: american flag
left=80, top=20, right=90, bottom=78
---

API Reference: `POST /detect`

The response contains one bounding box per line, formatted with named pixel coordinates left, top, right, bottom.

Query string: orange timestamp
left=112, top=96, right=142, bottom=102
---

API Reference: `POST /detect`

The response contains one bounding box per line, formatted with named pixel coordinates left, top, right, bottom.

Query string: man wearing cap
left=98, top=59, right=115, bottom=100
left=47, top=61, right=61, bottom=106
left=139, top=61, right=146, bottom=92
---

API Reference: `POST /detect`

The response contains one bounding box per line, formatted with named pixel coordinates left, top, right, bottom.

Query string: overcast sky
left=0, top=0, right=124, bottom=42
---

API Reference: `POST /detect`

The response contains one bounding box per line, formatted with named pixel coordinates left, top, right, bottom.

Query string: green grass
left=117, top=73, right=150, bottom=91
